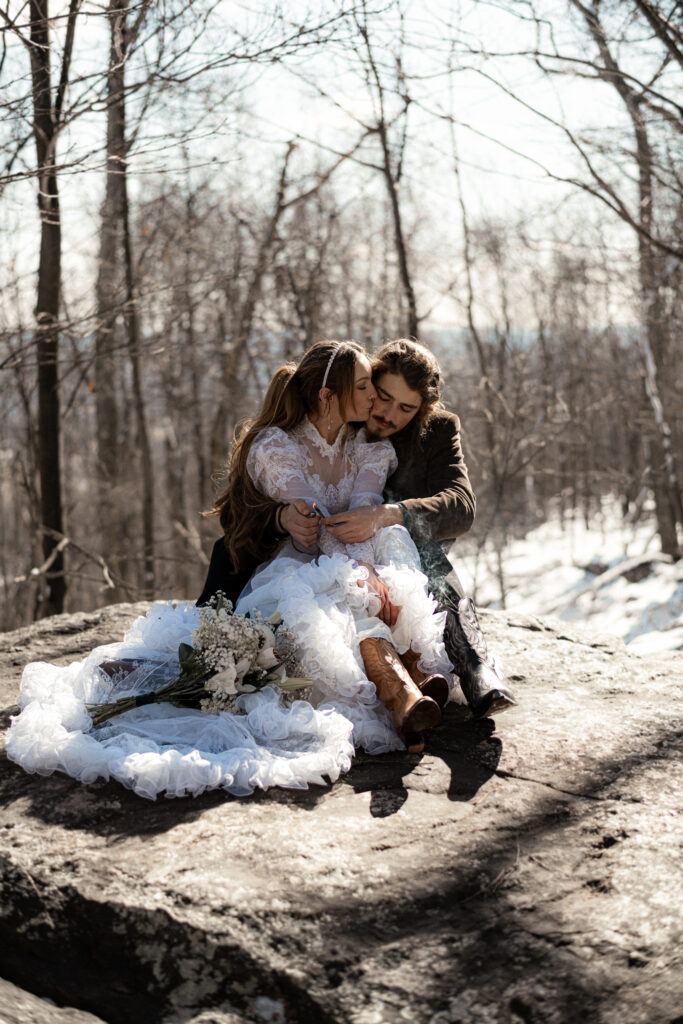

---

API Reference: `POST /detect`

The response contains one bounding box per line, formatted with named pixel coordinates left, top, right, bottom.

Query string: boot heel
left=400, top=730, right=425, bottom=754
left=399, top=649, right=450, bottom=709
left=403, top=695, right=441, bottom=733
left=419, top=675, right=450, bottom=708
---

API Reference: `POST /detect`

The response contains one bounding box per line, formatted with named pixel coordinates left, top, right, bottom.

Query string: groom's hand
left=280, top=501, right=319, bottom=547
left=324, top=504, right=403, bottom=543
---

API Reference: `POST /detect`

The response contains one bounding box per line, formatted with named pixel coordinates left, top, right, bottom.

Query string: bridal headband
left=321, top=343, right=343, bottom=389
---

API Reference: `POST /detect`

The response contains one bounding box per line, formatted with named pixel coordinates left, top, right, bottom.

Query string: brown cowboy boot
left=359, top=638, right=441, bottom=748
left=399, top=648, right=450, bottom=710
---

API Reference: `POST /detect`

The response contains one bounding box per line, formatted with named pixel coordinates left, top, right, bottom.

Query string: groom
left=324, top=338, right=516, bottom=718
left=197, top=338, right=516, bottom=718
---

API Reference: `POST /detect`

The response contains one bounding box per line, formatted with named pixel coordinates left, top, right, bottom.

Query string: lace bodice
left=247, top=419, right=398, bottom=563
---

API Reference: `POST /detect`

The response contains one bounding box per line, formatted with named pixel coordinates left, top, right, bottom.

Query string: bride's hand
left=357, top=562, right=399, bottom=628
left=324, top=504, right=403, bottom=543
left=279, top=501, right=319, bottom=548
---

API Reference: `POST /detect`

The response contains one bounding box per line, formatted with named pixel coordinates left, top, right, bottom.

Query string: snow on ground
left=452, top=499, right=683, bottom=654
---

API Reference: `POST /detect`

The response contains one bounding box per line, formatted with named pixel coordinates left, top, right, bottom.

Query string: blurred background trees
left=0, top=0, right=681, bottom=627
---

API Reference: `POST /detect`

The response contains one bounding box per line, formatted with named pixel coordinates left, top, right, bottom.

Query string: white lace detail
left=305, top=473, right=354, bottom=514
left=352, top=429, right=398, bottom=482
left=247, top=427, right=312, bottom=504
left=299, top=417, right=348, bottom=462
left=246, top=422, right=398, bottom=563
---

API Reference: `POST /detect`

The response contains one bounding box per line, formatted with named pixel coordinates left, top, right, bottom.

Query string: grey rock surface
left=0, top=977, right=105, bottom=1024
left=0, top=604, right=681, bottom=1024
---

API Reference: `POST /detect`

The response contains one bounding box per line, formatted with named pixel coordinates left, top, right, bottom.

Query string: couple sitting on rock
left=7, top=338, right=516, bottom=799
left=199, top=338, right=516, bottom=753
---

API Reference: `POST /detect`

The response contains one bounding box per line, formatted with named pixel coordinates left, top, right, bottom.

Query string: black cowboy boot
left=444, top=596, right=517, bottom=718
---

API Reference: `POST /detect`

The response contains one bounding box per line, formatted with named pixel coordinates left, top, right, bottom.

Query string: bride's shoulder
left=252, top=425, right=297, bottom=447
left=353, top=426, right=392, bottom=450
left=248, top=426, right=302, bottom=464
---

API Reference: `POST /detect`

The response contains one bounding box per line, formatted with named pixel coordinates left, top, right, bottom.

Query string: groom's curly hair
left=211, top=340, right=366, bottom=570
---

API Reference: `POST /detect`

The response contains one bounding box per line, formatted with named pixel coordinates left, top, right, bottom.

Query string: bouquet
left=87, top=595, right=311, bottom=726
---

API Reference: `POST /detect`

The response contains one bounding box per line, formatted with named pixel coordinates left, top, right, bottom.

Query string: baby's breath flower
left=89, top=598, right=311, bottom=726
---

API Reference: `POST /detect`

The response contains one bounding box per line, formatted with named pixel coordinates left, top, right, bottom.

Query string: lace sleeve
left=343, top=434, right=399, bottom=564
left=247, top=428, right=348, bottom=558
left=247, top=428, right=316, bottom=505
left=349, top=435, right=398, bottom=508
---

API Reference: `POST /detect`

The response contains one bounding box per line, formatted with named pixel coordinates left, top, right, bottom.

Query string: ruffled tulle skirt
left=5, top=601, right=354, bottom=800
left=235, top=527, right=454, bottom=755
left=6, top=529, right=453, bottom=800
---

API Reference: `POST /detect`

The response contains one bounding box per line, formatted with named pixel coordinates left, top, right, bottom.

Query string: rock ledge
left=0, top=604, right=681, bottom=1024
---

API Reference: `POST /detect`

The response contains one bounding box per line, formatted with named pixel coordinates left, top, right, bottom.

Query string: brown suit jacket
left=384, top=410, right=475, bottom=545
left=383, top=409, right=475, bottom=604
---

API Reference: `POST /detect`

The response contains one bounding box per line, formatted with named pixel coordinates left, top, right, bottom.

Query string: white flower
left=266, top=665, right=286, bottom=685
left=257, top=623, right=276, bottom=647
left=256, top=647, right=280, bottom=670
left=234, top=656, right=251, bottom=678
left=209, top=665, right=238, bottom=695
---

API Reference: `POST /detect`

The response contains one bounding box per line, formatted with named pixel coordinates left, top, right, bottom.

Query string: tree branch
left=54, top=0, right=82, bottom=128
left=632, top=0, right=683, bottom=69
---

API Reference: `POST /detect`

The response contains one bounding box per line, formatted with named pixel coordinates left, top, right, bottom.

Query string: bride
left=6, top=341, right=453, bottom=800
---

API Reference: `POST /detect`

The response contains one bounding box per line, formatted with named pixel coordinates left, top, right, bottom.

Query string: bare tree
left=1, top=1, right=82, bottom=615
left=458, top=0, right=683, bottom=556
left=563, top=0, right=682, bottom=556
left=354, top=3, right=419, bottom=338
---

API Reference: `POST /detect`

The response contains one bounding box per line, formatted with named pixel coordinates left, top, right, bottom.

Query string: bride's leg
left=358, top=636, right=441, bottom=749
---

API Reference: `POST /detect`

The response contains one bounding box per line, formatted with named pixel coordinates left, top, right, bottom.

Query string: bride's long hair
left=211, top=340, right=366, bottom=569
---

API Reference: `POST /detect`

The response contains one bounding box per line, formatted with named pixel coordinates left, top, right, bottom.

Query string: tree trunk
left=121, top=146, right=155, bottom=598
left=210, top=144, right=295, bottom=472
left=358, top=19, right=418, bottom=340
left=95, top=0, right=127, bottom=599
left=94, top=0, right=155, bottom=597
left=183, top=181, right=207, bottom=506
left=634, top=134, right=682, bottom=556
left=376, top=116, right=418, bottom=339
left=29, top=0, right=69, bottom=616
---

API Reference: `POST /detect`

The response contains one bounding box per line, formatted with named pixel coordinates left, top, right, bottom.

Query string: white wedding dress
left=6, top=420, right=452, bottom=800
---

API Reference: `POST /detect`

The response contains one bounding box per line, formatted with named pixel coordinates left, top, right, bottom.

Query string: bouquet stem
left=88, top=662, right=208, bottom=726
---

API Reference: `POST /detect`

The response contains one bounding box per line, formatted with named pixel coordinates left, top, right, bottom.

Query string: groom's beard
left=366, top=413, right=398, bottom=438
left=352, top=416, right=396, bottom=440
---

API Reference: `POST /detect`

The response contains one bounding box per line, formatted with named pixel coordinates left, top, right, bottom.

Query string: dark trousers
left=196, top=538, right=257, bottom=608
left=416, top=539, right=467, bottom=611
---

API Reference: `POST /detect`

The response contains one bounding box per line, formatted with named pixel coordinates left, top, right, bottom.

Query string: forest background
left=0, top=0, right=681, bottom=631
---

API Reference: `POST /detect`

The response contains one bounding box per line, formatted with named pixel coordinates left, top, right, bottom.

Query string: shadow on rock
left=0, top=748, right=333, bottom=840
left=0, top=705, right=499, bottom=835
left=346, top=704, right=502, bottom=817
